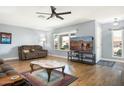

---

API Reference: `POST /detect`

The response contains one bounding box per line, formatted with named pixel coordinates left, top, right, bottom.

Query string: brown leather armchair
left=18, top=45, right=48, bottom=60
left=0, top=59, right=17, bottom=78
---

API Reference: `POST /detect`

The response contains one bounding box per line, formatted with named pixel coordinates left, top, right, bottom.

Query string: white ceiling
left=0, top=6, right=124, bottom=31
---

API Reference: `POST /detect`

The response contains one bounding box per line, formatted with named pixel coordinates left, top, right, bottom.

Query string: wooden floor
left=5, top=56, right=124, bottom=86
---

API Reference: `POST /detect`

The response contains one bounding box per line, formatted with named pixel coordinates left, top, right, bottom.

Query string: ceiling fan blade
left=36, top=12, right=51, bottom=15
left=56, top=15, right=64, bottom=20
left=47, top=14, right=54, bottom=20
left=47, top=17, right=51, bottom=20
left=56, top=11, right=71, bottom=15
left=38, top=15, right=45, bottom=18
left=47, top=16, right=52, bottom=20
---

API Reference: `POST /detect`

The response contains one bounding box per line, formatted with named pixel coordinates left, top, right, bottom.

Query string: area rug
left=97, top=60, right=115, bottom=67
left=21, top=69, right=78, bottom=86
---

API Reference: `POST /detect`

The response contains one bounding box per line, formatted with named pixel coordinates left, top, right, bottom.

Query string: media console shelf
left=68, top=36, right=95, bottom=64
left=67, top=50, right=96, bottom=65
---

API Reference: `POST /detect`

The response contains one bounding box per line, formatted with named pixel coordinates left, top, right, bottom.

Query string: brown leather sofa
left=0, top=59, right=17, bottom=78
left=18, top=45, right=48, bottom=60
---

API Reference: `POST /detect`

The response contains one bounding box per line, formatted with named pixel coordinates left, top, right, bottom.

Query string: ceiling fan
left=36, top=6, right=71, bottom=20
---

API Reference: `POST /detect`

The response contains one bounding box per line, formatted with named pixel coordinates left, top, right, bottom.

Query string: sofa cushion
left=30, top=48, right=35, bottom=52
left=0, top=73, right=6, bottom=78
left=25, top=53, right=38, bottom=59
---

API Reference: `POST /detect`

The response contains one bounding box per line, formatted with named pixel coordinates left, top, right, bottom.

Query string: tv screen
left=70, top=36, right=93, bottom=52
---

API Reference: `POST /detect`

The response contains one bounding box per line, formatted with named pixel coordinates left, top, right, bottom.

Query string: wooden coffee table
left=30, top=60, right=66, bottom=82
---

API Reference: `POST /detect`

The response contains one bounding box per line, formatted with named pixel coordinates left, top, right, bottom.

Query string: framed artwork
left=0, top=32, right=12, bottom=44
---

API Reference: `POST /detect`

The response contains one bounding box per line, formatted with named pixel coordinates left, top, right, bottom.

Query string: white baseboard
left=3, top=57, right=19, bottom=61
left=101, top=58, right=124, bottom=63
left=48, top=54, right=67, bottom=59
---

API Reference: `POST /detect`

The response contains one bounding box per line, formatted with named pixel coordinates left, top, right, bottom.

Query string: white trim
left=101, top=58, right=124, bottom=63
left=95, top=59, right=101, bottom=63
left=48, top=54, right=67, bottom=59
left=3, top=57, right=18, bottom=61
left=54, top=49, right=69, bottom=52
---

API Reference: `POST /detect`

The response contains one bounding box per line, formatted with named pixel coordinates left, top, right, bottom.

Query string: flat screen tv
left=70, top=36, right=94, bottom=52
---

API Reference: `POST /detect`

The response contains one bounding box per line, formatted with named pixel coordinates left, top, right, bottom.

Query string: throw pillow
left=23, top=49, right=30, bottom=53
left=31, top=49, right=35, bottom=52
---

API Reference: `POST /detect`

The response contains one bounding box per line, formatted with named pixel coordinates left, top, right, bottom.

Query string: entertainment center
left=67, top=36, right=96, bottom=65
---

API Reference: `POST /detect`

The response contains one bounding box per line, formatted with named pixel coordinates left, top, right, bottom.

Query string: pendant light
left=113, top=18, right=119, bottom=26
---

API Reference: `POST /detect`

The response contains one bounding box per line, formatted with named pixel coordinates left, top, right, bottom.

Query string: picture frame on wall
left=0, top=32, right=12, bottom=44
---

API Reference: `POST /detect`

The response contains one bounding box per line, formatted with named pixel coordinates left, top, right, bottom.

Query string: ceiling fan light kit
left=36, top=6, right=71, bottom=20
left=113, top=18, right=119, bottom=26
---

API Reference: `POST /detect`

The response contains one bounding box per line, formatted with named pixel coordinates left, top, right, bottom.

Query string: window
left=54, top=35, right=59, bottom=50
left=60, top=34, right=69, bottom=50
left=53, top=31, right=76, bottom=51
left=112, top=30, right=123, bottom=57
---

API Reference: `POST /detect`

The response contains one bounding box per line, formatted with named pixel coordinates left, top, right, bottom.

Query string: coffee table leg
left=46, top=69, right=52, bottom=82
left=30, top=64, right=34, bottom=73
left=62, top=66, right=65, bottom=77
